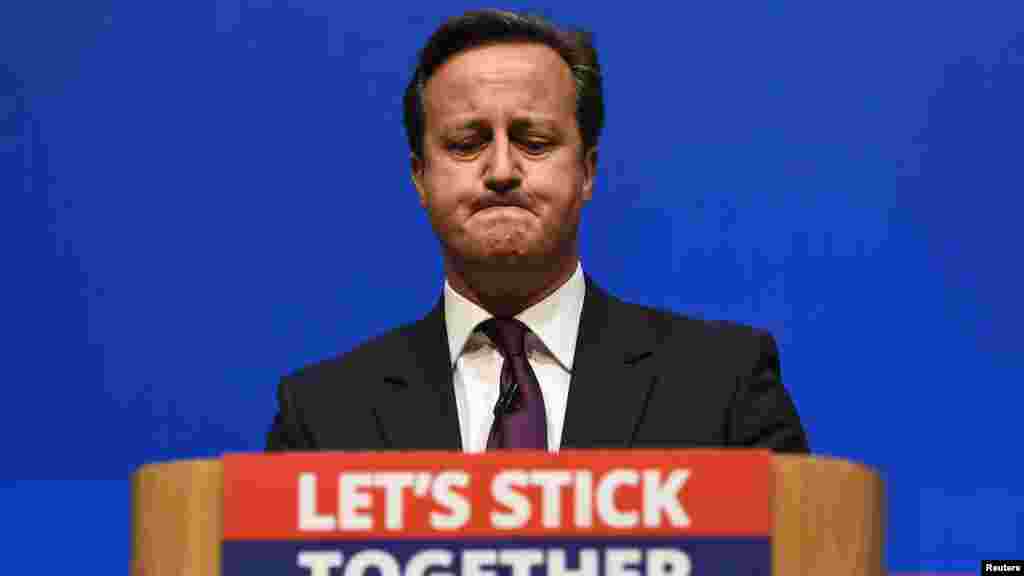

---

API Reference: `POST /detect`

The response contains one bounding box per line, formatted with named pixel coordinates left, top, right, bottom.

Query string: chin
left=466, top=233, right=533, bottom=258
left=455, top=242, right=534, bottom=265
left=479, top=248, right=532, bottom=263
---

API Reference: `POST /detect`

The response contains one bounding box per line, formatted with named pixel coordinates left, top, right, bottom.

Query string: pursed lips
left=473, top=197, right=533, bottom=214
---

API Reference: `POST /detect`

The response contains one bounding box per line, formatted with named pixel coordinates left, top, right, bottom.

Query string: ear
left=581, top=146, right=598, bottom=202
left=410, top=153, right=427, bottom=207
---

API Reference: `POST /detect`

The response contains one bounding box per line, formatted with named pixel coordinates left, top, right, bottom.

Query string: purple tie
left=480, top=318, right=548, bottom=450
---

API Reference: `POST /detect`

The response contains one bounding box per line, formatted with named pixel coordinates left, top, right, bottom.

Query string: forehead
left=423, top=42, right=576, bottom=127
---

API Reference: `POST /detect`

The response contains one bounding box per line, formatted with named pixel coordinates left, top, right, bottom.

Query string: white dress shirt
left=444, top=262, right=586, bottom=452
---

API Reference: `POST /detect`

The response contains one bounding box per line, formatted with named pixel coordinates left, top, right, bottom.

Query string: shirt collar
left=444, top=261, right=586, bottom=371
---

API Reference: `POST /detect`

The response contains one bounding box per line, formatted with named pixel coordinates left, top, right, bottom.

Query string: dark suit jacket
left=267, top=276, right=809, bottom=453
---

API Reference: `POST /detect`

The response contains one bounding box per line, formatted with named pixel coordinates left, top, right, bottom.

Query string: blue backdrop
left=2, top=0, right=1022, bottom=571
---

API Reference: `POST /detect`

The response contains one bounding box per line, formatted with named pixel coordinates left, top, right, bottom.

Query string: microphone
left=493, top=379, right=520, bottom=416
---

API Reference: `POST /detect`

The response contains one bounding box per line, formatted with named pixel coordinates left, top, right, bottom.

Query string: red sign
left=224, top=449, right=770, bottom=540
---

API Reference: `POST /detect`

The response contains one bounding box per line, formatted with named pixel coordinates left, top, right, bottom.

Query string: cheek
left=423, top=167, right=472, bottom=214
left=532, top=162, right=587, bottom=213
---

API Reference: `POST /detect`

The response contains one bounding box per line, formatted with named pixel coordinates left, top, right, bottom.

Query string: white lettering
left=574, top=471, right=593, bottom=528
left=984, top=564, right=1023, bottom=573
left=296, top=547, right=694, bottom=576
left=605, top=548, right=642, bottom=576
left=462, top=550, right=498, bottom=576
left=642, top=470, right=691, bottom=528
left=531, top=470, right=573, bottom=528
left=344, top=550, right=400, bottom=576
left=405, top=550, right=453, bottom=576
left=646, top=549, right=692, bottom=576
left=299, top=473, right=336, bottom=531
left=430, top=471, right=470, bottom=530
left=498, top=549, right=544, bottom=576
left=339, top=473, right=374, bottom=530
left=597, top=470, right=639, bottom=528
left=297, top=550, right=342, bottom=576
left=373, top=472, right=415, bottom=530
left=548, top=549, right=599, bottom=576
left=491, top=471, right=531, bottom=528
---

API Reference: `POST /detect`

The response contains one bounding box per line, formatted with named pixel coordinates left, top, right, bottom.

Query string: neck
left=444, top=253, right=578, bottom=318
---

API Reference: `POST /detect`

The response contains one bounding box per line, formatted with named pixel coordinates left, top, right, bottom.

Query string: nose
left=484, top=133, right=522, bottom=194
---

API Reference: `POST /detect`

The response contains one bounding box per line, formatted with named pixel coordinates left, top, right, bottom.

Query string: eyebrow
left=444, top=116, right=559, bottom=133
left=510, top=117, right=558, bottom=132
left=446, top=119, right=490, bottom=133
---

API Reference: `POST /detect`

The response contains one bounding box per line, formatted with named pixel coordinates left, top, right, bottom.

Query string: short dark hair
left=403, top=9, right=603, bottom=160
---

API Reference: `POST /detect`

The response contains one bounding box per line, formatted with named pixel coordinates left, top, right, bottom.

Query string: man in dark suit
left=267, top=9, right=809, bottom=454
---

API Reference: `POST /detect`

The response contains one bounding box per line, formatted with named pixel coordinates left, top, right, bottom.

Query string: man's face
left=412, top=42, right=596, bottom=272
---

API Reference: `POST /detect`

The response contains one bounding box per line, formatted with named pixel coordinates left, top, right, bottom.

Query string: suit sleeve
left=266, top=375, right=313, bottom=451
left=727, top=330, right=810, bottom=453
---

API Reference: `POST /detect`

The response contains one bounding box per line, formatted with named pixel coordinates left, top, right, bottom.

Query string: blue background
left=2, top=0, right=1022, bottom=571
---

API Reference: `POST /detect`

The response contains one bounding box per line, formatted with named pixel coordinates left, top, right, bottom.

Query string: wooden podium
left=132, top=453, right=884, bottom=576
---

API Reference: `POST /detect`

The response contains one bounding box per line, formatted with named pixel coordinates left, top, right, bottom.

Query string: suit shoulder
left=605, top=291, right=773, bottom=348
left=285, top=316, right=425, bottom=386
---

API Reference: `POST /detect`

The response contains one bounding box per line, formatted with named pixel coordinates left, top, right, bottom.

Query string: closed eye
left=520, top=139, right=552, bottom=155
left=446, top=138, right=485, bottom=155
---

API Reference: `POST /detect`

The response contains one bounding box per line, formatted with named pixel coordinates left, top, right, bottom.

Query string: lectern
left=132, top=452, right=884, bottom=576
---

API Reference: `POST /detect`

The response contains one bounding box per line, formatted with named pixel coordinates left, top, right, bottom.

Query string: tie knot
left=480, top=317, right=527, bottom=357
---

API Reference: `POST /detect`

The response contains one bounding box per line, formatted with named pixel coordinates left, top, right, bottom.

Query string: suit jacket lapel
left=373, top=300, right=463, bottom=450
left=561, top=277, right=658, bottom=449
left=371, top=277, right=657, bottom=451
